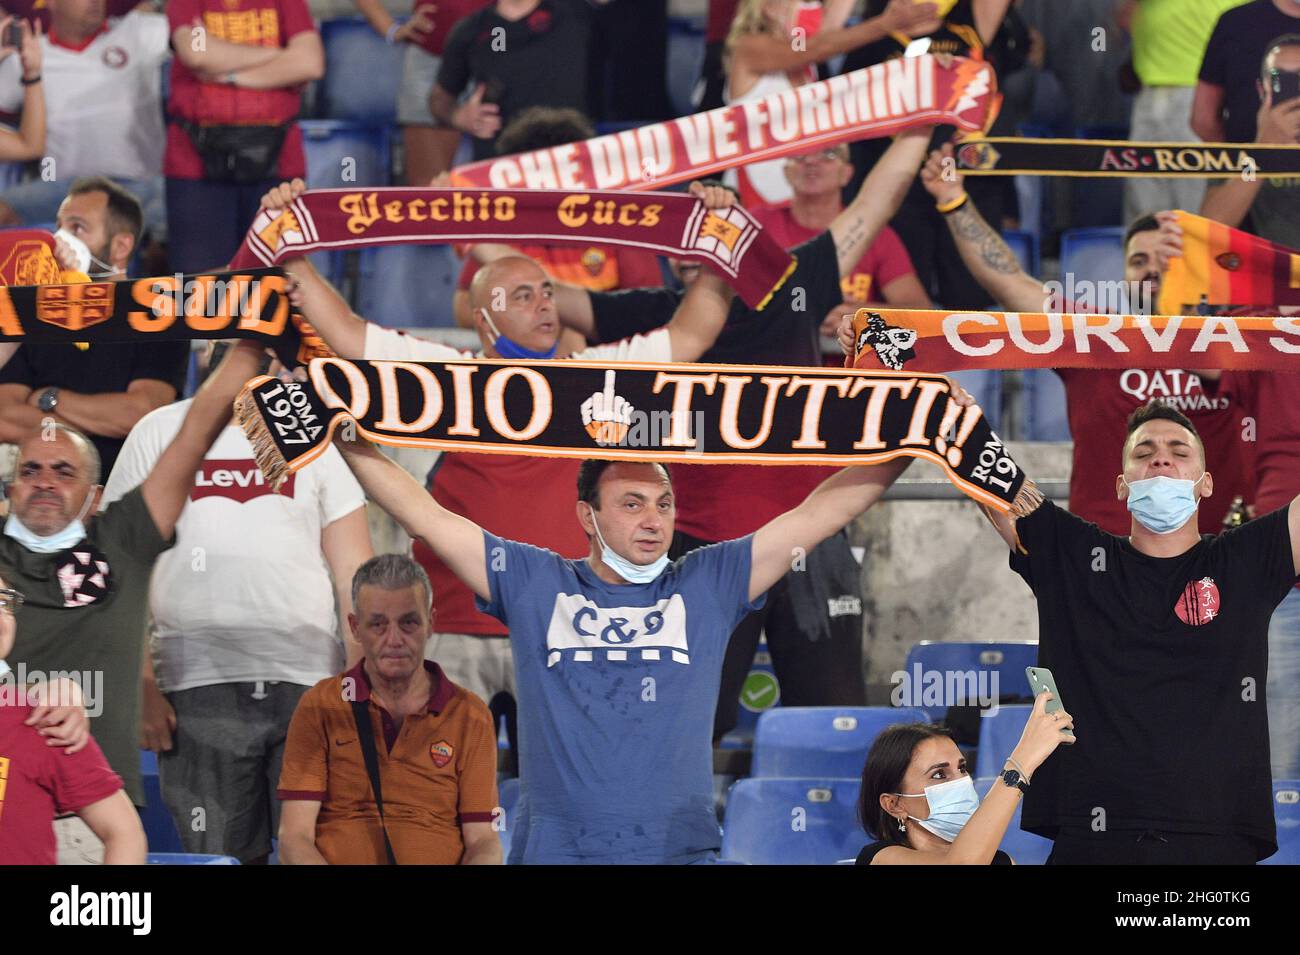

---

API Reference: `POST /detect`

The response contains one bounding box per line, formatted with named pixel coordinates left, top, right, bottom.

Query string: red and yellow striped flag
left=1158, top=211, right=1300, bottom=313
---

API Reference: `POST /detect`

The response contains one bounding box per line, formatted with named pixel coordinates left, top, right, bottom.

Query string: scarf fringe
left=1010, top=480, right=1044, bottom=520
left=234, top=383, right=292, bottom=492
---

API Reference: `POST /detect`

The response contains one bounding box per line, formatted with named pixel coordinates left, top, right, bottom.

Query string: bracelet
left=385, top=19, right=405, bottom=44
left=0, top=587, right=25, bottom=614
left=1004, top=755, right=1030, bottom=783
left=20, top=74, right=40, bottom=86
left=935, top=191, right=969, bottom=215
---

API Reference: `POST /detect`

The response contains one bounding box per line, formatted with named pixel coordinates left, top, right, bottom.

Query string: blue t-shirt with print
left=476, top=530, right=764, bottom=864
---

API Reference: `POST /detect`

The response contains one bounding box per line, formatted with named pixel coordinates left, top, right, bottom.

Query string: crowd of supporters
left=0, top=0, right=1295, bottom=867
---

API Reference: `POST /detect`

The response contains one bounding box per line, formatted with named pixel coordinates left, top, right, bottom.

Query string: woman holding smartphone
left=856, top=690, right=1073, bottom=864
left=0, top=15, right=43, bottom=162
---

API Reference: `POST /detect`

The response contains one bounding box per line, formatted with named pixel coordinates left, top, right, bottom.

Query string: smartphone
left=1271, top=68, right=1300, bottom=105
left=2, top=23, right=21, bottom=49
left=1026, top=666, right=1075, bottom=741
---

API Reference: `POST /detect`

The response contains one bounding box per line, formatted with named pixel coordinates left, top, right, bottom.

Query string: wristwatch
left=1000, top=768, right=1030, bottom=795
left=37, top=386, right=59, bottom=413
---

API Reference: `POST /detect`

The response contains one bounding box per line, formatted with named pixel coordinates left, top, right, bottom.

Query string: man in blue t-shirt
left=337, top=440, right=915, bottom=863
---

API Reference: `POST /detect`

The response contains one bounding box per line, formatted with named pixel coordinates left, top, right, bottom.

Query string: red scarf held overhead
left=228, top=187, right=796, bottom=310
left=450, top=54, right=999, bottom=191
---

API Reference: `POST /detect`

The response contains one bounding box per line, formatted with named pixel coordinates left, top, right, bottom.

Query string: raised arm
left=831, top=127, right=933, bottom=280
left=336, top=437, right=489, bottom=600
left=749, top=458, right=910, bottom=602
left=321, top=505, right=373, bottom=668
left=0, top=18, right=44, bottom=162
left=140, top=339, right=265, bottom=540
left=729, top=1, right=939, bottom=76
left=1201, top=91, right=1300, bottom=229
left=919, top=143, right=1047, bottom=312
left=260, top=180, right=369, bottom=359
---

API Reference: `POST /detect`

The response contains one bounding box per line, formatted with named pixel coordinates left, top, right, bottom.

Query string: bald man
left=256, top=178, right=739, bottom=739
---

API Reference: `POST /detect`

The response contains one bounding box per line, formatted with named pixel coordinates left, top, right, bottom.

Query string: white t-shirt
left=0, top=13, right=169, bottom=180
left=101, top=399, right=367, bottom=691
left=362, top=324, right=674, bottom=363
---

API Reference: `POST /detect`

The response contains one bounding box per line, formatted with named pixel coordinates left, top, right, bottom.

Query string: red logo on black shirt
left=527, top=7, right=552, bottom=32
left=1175, top=576, right=1221, bottom=626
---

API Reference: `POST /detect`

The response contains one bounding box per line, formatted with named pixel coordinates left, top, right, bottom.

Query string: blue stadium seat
left=300, top=119, right=392, bottom=189
left=1001, top=229, right=1040, bottom=278
left=138, top=749, right=184, bottom=853
left=751, top=706, right=931, bottom=779
left=1059, top=226, right=1126, bottom=294
left=497, top=777, right=520, bottom=860
left=666, top=17, right=706, bottom=117
left=973, top=776, right=1054, bottom=864
left=1263, top=780, right=1300, bottom=865
left=318, top=18, right=403, bottom=124
left=354, top=243, right=460, bottom=328
left=721, top=777, right=864, bottom=864
left=903, top=641, right=1038, bottom=722
left=1021, top=368, right=1071, bottom=441
left=147, top=852, right=240, bottom=864
left=945, top=370, right=1003, bottom=430
left=974, top=704, right=1032, bottom=779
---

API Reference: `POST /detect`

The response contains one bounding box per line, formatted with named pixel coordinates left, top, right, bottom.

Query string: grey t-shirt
left=1248, top=178, right=1300, bottom=251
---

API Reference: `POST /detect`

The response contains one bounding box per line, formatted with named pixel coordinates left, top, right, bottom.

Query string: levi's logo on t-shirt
left=191, top=460, right=295, bottom=502
left=1175, top=576, right=1221, bottom=626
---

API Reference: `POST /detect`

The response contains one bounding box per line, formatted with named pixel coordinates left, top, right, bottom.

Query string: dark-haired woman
left=856, top=691, right=1073, bottom=864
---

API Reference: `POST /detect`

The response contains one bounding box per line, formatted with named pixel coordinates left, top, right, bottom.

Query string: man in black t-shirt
left=0, top=179, right=188, bottom=478
left=430, top=0, right=603, bottom=161
left=984, top=402, right=1300, bottom=863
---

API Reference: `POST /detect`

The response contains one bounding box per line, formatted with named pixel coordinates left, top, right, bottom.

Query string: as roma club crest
left=36, top=284, right=115, bottom=332
left=1175, top=576, right=1220, bottom=626
left=430, top=740, right=454, bottom=768
left=956, top=140, right=1001, bottom=171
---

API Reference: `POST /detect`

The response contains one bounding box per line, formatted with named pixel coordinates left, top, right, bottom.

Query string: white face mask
left=53, top=229, right=114, bottom=277
left=584, top=504, right=670, bottom=585
left=5, top=487, right=95, bottom=554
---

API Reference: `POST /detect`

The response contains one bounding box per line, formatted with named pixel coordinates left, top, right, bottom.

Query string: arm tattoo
left=834, top=214, right=871, bottom=276
left=946, top=201, right=1021, bottom=275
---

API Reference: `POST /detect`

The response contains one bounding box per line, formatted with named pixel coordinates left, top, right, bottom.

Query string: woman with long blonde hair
left=723, top=0, right=937, bottom=208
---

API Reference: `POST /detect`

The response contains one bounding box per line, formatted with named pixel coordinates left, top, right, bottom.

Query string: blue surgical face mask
left=5, top=488, right=94, bottom=554
left=1122, top=473, right=1205, bottom=535
left=894, top=775, right=980, bottom=843
left=584, top=504, right=670, bottom=585
left=480, top=308, right=558, bottom=361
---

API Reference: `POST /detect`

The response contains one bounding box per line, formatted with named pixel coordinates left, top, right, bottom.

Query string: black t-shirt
left=0, top=341, right=189, bottom=476
left=1199, top=0, right=1300, bottom=143
left=1009, top=499, right=1296, bottom=858
left=437, top=0, right=595, bottom=161
left=589, top=231, right=841, bottom=366
left=855, top=841, right=1013, bottom=865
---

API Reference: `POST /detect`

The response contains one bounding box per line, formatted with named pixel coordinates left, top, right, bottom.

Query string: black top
left=1009, top=499, right=1296, bottom=858
left=1199, top=0, right=1300, bottom=144
left=0, top=341, right=189, bottom=476
left=589, top=230, right=842, bottom=367
left=855, top=841, right=1013, bottom=865
left=437, top=0, right=596, bottom=161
